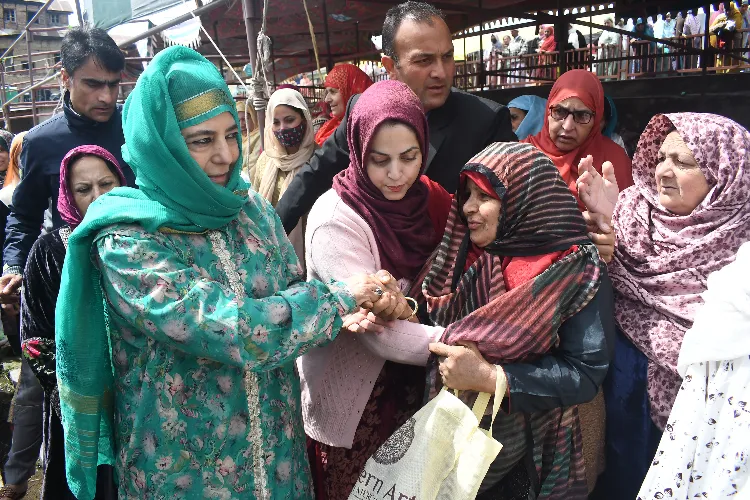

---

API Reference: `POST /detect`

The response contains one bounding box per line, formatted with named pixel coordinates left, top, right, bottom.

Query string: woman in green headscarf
left=54, top=46, right=390, bottom=500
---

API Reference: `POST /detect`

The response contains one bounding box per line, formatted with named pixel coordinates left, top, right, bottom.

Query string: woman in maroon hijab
left=298, top=80, right=452, bottom=498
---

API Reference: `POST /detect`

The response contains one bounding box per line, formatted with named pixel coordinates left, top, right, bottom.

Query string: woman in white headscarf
left=637, top=242, right=750, bottom=499
left=252, top=87, right=316, bottom=261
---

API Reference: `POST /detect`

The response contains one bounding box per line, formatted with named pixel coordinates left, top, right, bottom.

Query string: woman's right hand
left=577, top=155, right=620, bottom=220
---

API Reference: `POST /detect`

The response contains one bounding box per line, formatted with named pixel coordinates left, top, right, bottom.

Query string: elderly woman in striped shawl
left=426, top=142, right=615, bottom=500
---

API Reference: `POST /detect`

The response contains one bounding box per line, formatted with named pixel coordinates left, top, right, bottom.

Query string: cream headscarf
left=258, top=88, right=315, bottom=202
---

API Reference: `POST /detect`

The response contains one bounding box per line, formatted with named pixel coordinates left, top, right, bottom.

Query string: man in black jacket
left=0, top=27, right=135, bottom=298
left=276, top=1, right=516, bottom=233
left=0, top=27, right=133, bottom=499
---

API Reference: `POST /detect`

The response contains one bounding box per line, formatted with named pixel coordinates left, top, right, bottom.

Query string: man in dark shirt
left=0, top=27, right=134, bottom=302
left=276, top=1, right=516, bottom=233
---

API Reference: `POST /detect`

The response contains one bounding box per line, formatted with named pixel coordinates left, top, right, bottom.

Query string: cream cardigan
left=297, top=189, right=443, bottom=448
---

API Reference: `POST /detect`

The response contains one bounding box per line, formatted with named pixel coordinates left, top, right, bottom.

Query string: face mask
left=273, top=121, right=306, bottom=148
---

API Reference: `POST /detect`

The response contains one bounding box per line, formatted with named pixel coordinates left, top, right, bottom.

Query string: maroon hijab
left=58, top=145, right=128, bottom=229
left=332, top=80, right=435, bottom=280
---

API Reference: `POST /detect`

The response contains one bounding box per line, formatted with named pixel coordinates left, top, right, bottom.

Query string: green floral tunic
left=93, top=193, right=355, bottom=499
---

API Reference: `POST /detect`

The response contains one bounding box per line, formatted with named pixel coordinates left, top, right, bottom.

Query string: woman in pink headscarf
left=299, top=80, right=451, bottom=499
left=15, top=145, right=126, bottom=500
left=578, top=113, right=750, bottom=500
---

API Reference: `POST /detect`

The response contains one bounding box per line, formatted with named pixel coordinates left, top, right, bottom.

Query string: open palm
left=576, top=155, right=620, bottom=220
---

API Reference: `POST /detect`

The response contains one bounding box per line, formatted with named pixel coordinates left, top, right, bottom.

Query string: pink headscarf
left=58, top=145, right=128, bottom=228
left=610, top=113, right=750, bottom=429
left=332, top=80, right=435, bottom=281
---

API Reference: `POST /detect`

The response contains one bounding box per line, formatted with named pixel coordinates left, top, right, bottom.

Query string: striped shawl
left=422, top=142, right=602, bottom=498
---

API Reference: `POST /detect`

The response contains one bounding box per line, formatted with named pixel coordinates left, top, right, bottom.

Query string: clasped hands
left=342, top=270, right=416, bottom=334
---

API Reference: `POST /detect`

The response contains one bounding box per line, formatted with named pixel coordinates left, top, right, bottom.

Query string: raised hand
left=577, top=155, right=620, bottom=220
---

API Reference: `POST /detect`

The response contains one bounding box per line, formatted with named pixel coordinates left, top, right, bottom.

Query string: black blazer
left=275, top=88, right=517, bottom=233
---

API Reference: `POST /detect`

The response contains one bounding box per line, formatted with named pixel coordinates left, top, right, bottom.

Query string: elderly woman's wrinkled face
left=509, top=107, right=527, bottom=132
left=69, top=155, right=121, bottom=217
left=366, top=123, right=422, bottom=201
left=656, top=131, right=711, bottom=215
left=548, top=97, right=596, bottom=151
left=324, top=87, right=345, bottom=118
left=0, top=148, right=8, bottom=172
left=181, top=111, right=239, bottom=187
left=462, top=178, right=502, bottom=248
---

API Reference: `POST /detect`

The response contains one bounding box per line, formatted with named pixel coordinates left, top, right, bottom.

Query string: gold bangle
left=405, top=297, right=418, bottom=320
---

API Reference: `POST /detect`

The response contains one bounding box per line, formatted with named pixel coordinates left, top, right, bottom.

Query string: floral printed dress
left=93, top=193, right=355, bottom=499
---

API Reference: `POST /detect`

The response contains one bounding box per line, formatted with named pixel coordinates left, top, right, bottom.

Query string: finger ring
left=374, top=287, right=383, bottom=297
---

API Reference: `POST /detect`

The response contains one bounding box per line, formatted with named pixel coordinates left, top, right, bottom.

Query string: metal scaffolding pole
left=0, top=0, right=55, bottom=60
left=26, top=30, right=36, bottom=126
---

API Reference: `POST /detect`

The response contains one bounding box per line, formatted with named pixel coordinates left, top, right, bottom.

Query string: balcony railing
left=454, top=30, right=750, bottom=91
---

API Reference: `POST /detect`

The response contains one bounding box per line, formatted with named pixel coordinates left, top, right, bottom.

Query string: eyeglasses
left=549, top=105, right=595, bottom=125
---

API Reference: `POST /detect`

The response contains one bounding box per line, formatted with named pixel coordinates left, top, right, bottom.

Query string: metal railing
left=453, top=29, right=750, bottom=92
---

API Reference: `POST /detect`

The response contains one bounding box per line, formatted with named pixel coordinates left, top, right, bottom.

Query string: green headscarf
left=55, top=46, right=248, bottom=500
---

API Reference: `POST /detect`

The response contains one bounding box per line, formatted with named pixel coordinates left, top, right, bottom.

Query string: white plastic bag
left=348, top=367, right=506, bottom=500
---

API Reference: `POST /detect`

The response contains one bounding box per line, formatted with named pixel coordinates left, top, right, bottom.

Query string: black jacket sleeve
left=3, top=135, right=49, bottom=275
left=275, top=95, right=357, bottom=233
left=20, top=234, right=62, bottom=394
left=501, top=271, right=615, bottom=414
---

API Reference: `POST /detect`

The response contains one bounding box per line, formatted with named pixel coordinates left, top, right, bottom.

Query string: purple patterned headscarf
left=610, top=113, right=750, bottom=430
left=58, top=145, right=127, bottom=228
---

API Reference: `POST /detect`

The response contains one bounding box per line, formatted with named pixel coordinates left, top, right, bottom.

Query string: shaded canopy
left=198, top=0, right=711, bottom=81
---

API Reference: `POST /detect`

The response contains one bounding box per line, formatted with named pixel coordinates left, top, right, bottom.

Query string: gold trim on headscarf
left=175, top=88, right=236, bottom=125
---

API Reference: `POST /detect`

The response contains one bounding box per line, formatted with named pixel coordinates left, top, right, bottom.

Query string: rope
left=185, top=1, right=249, bottom=96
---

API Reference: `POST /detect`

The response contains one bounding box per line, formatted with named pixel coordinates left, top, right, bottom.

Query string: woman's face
left=462, top=178, right=502, bottom=248
left=503, top=36, right=511, bottom=45
left=0, top=149, right=8, bottom=172
left=655, top=131, right=711, bottom=215
left=69, top=155, right=121, bottom=217
left=544, top=29, right=552, bottom=37
left=238, top=111, right=248, bottom=135
left=508, top=107, right=527, bottom=132
left=272, top=104, right=303, bottom=131
left=365, top=123, right=422, bottom=201
left=324, top=87, right=345, bottom=118
left=548, top=97, right=596, bottom=152
left=180, top=111, right=239, bottom=187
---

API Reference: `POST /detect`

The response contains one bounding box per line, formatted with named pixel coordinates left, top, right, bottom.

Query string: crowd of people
left=479, top=1, right=750, bottom=88
left=0, top=1, right=747, bottom=500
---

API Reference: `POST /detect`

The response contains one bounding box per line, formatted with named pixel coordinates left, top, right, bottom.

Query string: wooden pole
left=701, top=3, right=710, bottom=75
left=241, top=0, right=265, bottom=150
left=73, top=0, right=84, bottom=25
left=322, top=0, right=334, bottom=71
